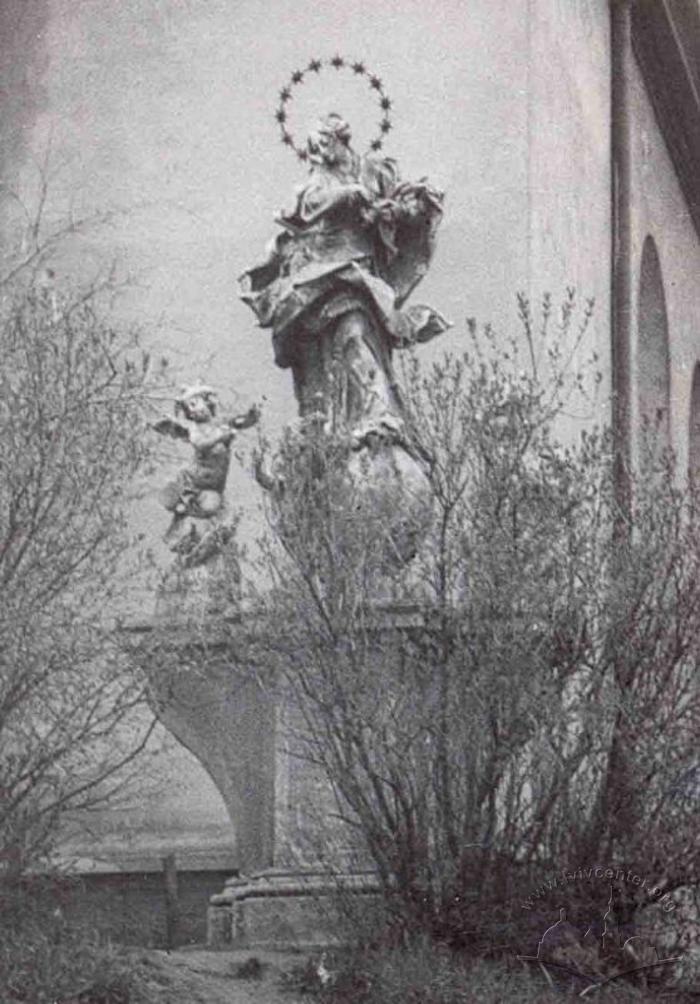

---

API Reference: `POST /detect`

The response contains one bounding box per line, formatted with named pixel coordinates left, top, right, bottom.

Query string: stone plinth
left=123, top=601, right=420, bottom=946
left=123, top=621, right=371, bottom=947
left=207, top=869, right=383, bottom=949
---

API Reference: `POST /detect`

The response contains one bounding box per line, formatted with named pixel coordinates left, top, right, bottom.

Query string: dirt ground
left=132, top=947, right=314, bottom=1004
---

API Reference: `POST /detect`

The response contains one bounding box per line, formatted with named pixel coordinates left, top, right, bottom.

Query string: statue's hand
left=392, top=179, right=444, bottom=219
left=253, top=451, right=284, bottom=494
left=229, top=403, right=261, bottom=430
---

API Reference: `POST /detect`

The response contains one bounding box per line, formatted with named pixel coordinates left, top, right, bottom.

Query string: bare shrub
left=218, top=294, right=700, bottom=977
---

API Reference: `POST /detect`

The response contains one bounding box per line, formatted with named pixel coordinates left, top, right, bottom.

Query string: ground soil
left=131, top=947, right=312, bottom=1004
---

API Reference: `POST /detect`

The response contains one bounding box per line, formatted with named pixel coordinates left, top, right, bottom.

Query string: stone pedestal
left=124, top=599, right=376, bottom=947
left=207, top=869, right=382, bottom=949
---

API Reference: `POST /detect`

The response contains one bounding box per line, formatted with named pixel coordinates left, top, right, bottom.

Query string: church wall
left=526, top=0, right=612, bottom=425
left=628, top=52, right=700, bottom=475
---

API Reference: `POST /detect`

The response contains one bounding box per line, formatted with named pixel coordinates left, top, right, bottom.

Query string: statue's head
left=176, top=382, right=218, bottom=422
left=306, top=113, right=354, bottom=166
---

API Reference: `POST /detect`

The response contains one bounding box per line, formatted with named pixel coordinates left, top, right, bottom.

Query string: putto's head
left=307, top=113, right=353, bottom=165
left=176, top=382, right=218, bottom=422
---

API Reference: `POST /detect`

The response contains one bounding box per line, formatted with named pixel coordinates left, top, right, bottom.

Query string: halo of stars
left=274, top=56, right=393, bottom=161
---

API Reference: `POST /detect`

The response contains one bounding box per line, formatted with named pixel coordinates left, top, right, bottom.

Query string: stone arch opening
left=636, top=235, right=671, bottom=452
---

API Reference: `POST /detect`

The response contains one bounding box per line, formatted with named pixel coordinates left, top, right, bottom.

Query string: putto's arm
left=227, top=404, right=261, bottom=431
left=153, top=417, right=191, bottom=441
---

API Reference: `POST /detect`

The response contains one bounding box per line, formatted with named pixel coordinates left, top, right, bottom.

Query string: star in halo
left=274, top=57, right=394, bottom=160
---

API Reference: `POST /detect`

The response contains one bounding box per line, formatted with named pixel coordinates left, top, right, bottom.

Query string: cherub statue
left=153, top=382, right=259, bottom=565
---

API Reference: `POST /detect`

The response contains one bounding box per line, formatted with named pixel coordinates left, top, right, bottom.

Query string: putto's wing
left=153, top=417, right=190, bottom=440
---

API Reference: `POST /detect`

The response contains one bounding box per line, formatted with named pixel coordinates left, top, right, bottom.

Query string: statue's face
left=183, top=392, right=214, bottom=422
left=307, top=128, right=340, bottom=166
left=307, top=115, right=351, bottom=167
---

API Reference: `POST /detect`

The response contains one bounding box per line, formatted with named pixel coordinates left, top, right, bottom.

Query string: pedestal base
left=207, top=869, right=382, bottom=949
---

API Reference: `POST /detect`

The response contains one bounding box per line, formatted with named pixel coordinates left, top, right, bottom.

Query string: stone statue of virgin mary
left=240, top=65, right=449, bottom=563
left=240, top=110, right=448, bottom=448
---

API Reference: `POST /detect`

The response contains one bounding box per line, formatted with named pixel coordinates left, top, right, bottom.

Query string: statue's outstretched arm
left=227, top=404, right=261, bottom=431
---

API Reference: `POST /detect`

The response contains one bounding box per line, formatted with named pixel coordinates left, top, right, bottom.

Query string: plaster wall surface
left=627, top=53, right=700, bottom=473
left=526, top=0, right=612, bottom=425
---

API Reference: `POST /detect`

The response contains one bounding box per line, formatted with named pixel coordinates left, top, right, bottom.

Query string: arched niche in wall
left=636, top=235, right=671, bottom=453
left=688, top=363, right=700, bottom=483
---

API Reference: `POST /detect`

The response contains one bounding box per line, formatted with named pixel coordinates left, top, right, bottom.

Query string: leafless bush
left=212, top=294, right=700, bottom=965
left=0, top=209, right=166, bottom=877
